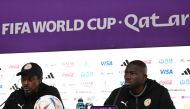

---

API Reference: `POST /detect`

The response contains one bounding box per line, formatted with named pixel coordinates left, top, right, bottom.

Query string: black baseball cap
left=16, top=62, right=43, bottom=77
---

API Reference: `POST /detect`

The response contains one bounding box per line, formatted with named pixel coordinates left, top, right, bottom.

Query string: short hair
left=127, top=60, right=147, bottom=73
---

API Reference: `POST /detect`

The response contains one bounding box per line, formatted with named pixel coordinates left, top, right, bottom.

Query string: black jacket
left=3, top=83, right=64, bottom=109
left=104, top=79, right=175, bottom=109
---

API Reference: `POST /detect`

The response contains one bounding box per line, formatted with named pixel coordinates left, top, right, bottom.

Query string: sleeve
left=2, top=92, right=17, bottom=109
left=104, top=89, right=118, bottom=105
left=158, top=88, right=176, bottom=109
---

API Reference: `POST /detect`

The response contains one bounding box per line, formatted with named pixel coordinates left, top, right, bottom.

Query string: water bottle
left=76, top=98, right=85, bottom=109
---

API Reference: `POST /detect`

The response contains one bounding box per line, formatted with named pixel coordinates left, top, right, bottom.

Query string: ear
left=39, top=77, right=43, bottom=83
left=144, top=74, right=147, bottom=78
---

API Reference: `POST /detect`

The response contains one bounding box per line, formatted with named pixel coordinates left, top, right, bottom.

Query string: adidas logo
left=10, top=83, right=19, bottom=90
left=182, top=68, right=190, bottom=75
left=45, top=73, right=54, bottom=79
left=121, top=60, right=129, bottom=66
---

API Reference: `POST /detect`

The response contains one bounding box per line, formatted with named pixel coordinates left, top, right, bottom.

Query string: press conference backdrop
left=0, top=46, right=190, bottom=109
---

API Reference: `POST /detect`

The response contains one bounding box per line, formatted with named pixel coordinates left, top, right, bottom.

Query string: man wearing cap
left=3, top=62, right=65, bottom=109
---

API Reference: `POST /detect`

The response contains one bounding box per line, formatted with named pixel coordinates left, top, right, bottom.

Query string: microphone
left=113, top=85, right=125, bottom=105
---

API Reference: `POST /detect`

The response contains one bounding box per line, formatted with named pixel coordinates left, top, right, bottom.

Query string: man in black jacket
left=104, top=60, right=175, bottom=109
left=3, top=62, right=64, bottom=109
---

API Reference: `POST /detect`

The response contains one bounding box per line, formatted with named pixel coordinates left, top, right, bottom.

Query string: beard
left=23, top=87, right=32, bottom=96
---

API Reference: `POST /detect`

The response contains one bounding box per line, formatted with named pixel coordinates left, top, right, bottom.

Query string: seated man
left=3, top=62, right=64, bottom=109
left=104, top=60, right=175, bottom=109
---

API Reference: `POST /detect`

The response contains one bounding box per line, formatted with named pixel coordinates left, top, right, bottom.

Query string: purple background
left=0, top=0, right=190, bottom=53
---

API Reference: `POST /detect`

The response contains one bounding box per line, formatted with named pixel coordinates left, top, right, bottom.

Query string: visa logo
left=160, top=69, right=173, bottom=74
left=159, top=58, right=173, bottom=64
left=101, top=61, right=113, bottom=66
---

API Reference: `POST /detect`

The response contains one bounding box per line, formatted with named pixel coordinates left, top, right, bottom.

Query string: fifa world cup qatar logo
left=34, top=95, right=63, bottom=109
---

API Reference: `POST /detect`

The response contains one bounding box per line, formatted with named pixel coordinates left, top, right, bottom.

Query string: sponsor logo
left=180, top=79, right=190, bottom=85
left=101, top=61, right=113, bottom=66
left=10, top=83, right=19, bottom=90
left=44, top=64, right=57, bottom=67
left=68, top=83, right=76, bottom=87
left=81, top=72, right=93, bottom=77
left=62, top=62, right=75, bottom=67
left=180, top=59, right=185, bottom=62
left=143, top=60, right=152, bottom=64
left=80, top=81, right=93, bottom=87
left=160, top=69, right=173, bottom=74
left=0, top=84, right=2, bottom=88
left=76, top=90, right=92, bottom=94
left=45, top=73, right=54, bottom=79
left=182, top=68, right=190, bottom=75
left=8, top=64, right=20, bottom=69
left=180, top=59, right=190, bottom=63
left=100, top=72, right=114, bottom=76
left=159, top=58, right=173, bottom=64
left=121, top=59, right=152, bottom=66
left=62, top=72, right=74, bottom=77
left=121, top=60, right=129, bottom=66
left=159, top=80, right=172, bottom=85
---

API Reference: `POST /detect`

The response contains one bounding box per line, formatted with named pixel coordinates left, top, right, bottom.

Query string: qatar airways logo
left=159, top=58, right=173, bottom=64
left=180, top=79, right=190, bottom=85
left=80, top=72, right=93, bottom=77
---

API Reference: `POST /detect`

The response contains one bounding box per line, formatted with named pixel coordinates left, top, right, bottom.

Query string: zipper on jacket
left=136, top=97, right=138, bottom=109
